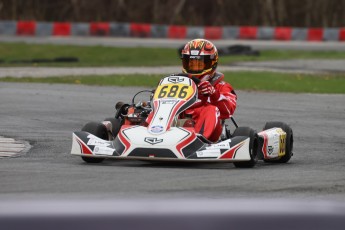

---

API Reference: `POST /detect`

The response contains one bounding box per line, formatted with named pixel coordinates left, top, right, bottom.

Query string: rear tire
left=263, top=122, right=293, bottom=163
left=80, top=122, right=108, bottom=163
left=232, top=127, right=258, bottom=168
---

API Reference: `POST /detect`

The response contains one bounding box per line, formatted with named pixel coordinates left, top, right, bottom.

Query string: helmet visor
left=182, top=55, right=213, bottom=74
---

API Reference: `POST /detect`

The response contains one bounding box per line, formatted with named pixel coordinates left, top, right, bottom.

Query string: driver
left=180, top=39, right=237, bottom=142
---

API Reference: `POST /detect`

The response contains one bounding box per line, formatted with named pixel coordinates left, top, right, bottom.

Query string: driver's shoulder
left=213, top=72, right=234, bottom=91
left=214, top=71, right=224, bottom=79
left=210, top=71, right=224, bottom=85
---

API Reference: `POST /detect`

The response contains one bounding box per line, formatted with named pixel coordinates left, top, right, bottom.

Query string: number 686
left=156, top=85, right=191, bottom=99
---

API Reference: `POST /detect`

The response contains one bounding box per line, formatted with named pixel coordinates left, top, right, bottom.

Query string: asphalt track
left=1, top=81, right=345, bottom=229
left=1, top=59, right=345, bottom=79
left=1, top=37, right=345, bottom=229
left=1, top=82, right=344, bottom=201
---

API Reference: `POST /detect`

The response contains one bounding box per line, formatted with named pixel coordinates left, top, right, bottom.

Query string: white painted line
left=0, top=148, right=26, bottom=152
left=0, top=143, right=26, bottom=147
left=0, top=152, right=22, bottom=157
left=0, top=136, right=30, bottom=158
left=0, top=138, right=16, bottom=142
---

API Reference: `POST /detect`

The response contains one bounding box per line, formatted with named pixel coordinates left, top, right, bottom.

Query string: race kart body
left=71, top=75, right=293, bottom=168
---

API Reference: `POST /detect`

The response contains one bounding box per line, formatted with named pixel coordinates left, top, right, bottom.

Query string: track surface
left=0, top=82, right=344, bottom=200
left=2, top=59, right=345, bottom=78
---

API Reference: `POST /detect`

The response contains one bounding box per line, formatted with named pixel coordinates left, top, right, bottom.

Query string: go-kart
left=71, top=74, right=293, bottom=168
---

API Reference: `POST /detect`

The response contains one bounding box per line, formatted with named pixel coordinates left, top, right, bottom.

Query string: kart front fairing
left=71, top=75, right=252, bottom=162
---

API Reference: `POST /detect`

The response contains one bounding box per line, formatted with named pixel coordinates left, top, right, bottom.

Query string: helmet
left=181, top=39, right=218, bottom=80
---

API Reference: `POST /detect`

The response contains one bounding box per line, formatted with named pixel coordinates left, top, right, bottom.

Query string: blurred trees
left=0, top=0, right=344, bottom=27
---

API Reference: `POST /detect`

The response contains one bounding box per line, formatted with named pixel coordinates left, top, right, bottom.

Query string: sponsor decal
left=161, top=99, right=178, bottom=104
left=150, top=125, right=164, bottom=133
left=87, top=137, right=110, bottom=146
left=196, top=149, right=221, bottom=158
left=144, top=137, right=163, bottom=145
left=93, top=146, right=115, bottom=156
left=277, top=128, right=287, bottom=157
left=191, top=50, right=199, bottom=55
left=168, top=77, right=184, bottom=83
left=206, top=141, right=230, bottom=150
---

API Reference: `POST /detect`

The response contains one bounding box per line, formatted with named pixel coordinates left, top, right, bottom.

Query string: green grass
left=221, top=50, right=345, bottom=64
left=225, top=72, right=345, bottom=94
left=0, top=42, right=345, bottom=67
left=0, top=42, right=179, bottom=67
left=1, top=72, right=344, bottom=94
left=1, top=42, right=344, bottom=93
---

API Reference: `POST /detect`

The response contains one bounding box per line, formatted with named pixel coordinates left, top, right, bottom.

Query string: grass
left=225, top=72, right=345, bottom=94
left=1, top=72, right=345, bottom=94
left=0, top=42, right=178, bottom=67
left=0, top=42, right=345, bottom=67
left=1, top=42, right=344, bottom=93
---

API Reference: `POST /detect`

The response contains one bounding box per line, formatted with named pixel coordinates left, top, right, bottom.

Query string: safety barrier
left=0, top=21, right=344, bottom=41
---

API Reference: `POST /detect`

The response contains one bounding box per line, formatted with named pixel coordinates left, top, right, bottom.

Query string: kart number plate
left=154, top=84, right=194, bottom=100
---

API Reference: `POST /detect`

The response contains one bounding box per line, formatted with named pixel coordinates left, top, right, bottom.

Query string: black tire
left=104, top=117, right=122, bottom=138
left=232, top=127, right=258, bottom=168
left=263, top=122, right=293, bottom=163
left=80, top=122, right=108, bottom=163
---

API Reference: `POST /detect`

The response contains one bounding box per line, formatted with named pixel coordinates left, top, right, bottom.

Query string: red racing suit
left=184, top=72, right=237, bottom=142
left=146, top=72, right=237, bottom=142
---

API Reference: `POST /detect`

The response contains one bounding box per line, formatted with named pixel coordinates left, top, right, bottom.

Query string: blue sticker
left=151, top=125, right=164, bottom=133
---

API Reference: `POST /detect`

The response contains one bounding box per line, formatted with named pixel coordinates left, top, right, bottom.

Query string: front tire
left=232, top=127, right=258, bottom=168
left=104, top=117, right=122, bottom=138
left=80, top=122, right=108, bottom=163
left=263, top=121, right=293, bottom=163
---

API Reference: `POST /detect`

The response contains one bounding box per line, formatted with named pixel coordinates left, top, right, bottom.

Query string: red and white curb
left=0, top=136, right=30, bottom=158
left=1, top=20, right=344, bottom=42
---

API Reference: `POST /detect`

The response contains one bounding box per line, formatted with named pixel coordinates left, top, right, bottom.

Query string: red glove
left=198, top=81, right=215, bottom=95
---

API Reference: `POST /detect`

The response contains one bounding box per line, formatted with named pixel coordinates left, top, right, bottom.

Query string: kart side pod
left=257, top=128, right=287, bottom=160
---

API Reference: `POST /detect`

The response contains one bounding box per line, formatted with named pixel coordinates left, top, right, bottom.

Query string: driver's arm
left=209, top=82, right=237, bottom=120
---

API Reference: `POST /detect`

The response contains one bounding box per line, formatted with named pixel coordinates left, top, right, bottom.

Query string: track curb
left=0, top=136, right=31, bottom=158
left=1, top=20, right=345, bottom=42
